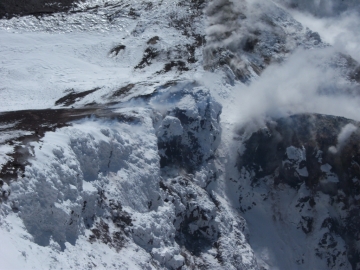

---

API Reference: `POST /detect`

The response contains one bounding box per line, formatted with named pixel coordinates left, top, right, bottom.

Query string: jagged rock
left=236, top=114, right=360, bottom=269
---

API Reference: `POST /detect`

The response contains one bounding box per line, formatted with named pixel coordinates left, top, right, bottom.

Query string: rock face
left=0, top=0, right=360, bottom=269
left=0, top=0, right=77, bottom=18
left=156, top=83, right=221, bottom=172
left=0, top=82, right=257, bottom=269
left=204, top=0, right=325, bottom=83
left=235, top=114, right=360, bottom=269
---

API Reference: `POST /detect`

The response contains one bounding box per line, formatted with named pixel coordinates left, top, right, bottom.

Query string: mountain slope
left=0, top=0, right=360, bottom=269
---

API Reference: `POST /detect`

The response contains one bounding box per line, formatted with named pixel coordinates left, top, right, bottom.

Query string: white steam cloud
left=233, top=47, right=360, bottom=127
left=204, top=0, right=360, bottom=129
left=289, top=9, right=360, bottom=63
left=329, top=123, right=357, bottom=153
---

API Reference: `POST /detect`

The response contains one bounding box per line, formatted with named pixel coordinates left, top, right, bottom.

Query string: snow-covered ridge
left=0, top=81, right=256, bottom=269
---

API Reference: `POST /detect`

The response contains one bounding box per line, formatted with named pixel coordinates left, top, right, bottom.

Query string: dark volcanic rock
left=135, top=47, right=159, bottom=69
left=55, top=88, right=99, bottom=107
left=109, top=44, right=126, bottom=56
left=237, top=114, right=360, bottom=192
left=237, top=113, right=360, bottom=269
left=155, top=82, right=221, bottom=173
left=0, top=0, right=77, bottom=18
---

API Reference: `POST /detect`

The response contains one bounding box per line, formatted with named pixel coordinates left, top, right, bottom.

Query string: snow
left=0, top=130, right=33, bottom=144
left=0, top=0, right=359, bottom=269
left=0, top=30, right=132, bottom=111
left=0, top=113, right=160, bottom=269
left=320, top=163, right=339, bottom=183
left=156, top=116, right=183, bottom=139
left=0, top=0, right=199, bottom=112
left=176, top=95, right=198, bottom=118
left=0, top=212, right=155, bottom=270
left=0, top=144, right=14, bottom=169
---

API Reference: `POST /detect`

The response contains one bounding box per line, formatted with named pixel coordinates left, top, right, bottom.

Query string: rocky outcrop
left=155, top=82, right=221, bottom=173
left=204, top=0, right=325, bottom=83
left=236, top=114, right=360, bottom=269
